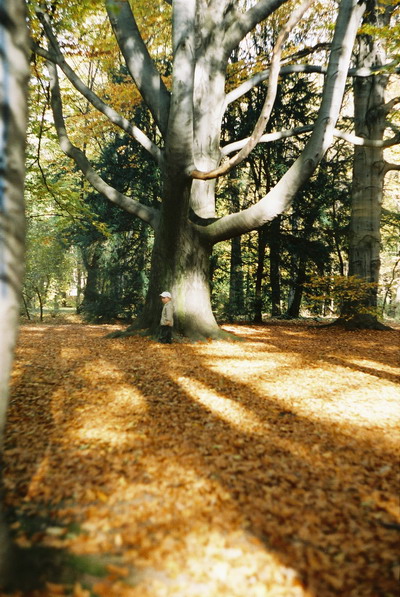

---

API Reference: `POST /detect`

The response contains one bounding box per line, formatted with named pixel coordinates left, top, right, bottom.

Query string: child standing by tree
left=159, top=292, right=174, bottom=344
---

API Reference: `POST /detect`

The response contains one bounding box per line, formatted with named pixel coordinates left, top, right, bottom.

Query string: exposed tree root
left=105, top=320, right=241, bottom=342
left=320, top=314, right=392, bottom=331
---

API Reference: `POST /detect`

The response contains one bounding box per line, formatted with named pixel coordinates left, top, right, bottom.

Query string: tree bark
left=0, top=0, right=29, bottom=587
left=286, top=256, right=307, bottom=318
left=134, top=209, right=224, bottom=340
left=253, top=226, right=268, bottom=324
left=343, top=0, right=394, bottom=330
left=269, top=216, right=282, bottom=317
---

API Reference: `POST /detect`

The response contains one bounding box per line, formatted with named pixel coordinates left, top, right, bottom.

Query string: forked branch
left=47, top=61, right=160, bottom=230
left=33, top=9, right=163, bottom=164
left=191, top=0, right=314, bottom=180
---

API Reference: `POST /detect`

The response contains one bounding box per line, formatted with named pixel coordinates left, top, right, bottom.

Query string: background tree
left=343, top=0, right=400, bottom=328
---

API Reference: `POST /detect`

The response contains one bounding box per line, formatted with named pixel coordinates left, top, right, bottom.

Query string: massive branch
left=222, top=126, right=400, bottom=155
left=195, top=0, right=367, bottom=244
left=32, top=38, right=162, bottom=164
left=191, top=0, right=314, bottom=180
left=223, top=0, right=290, bottom=57
left=105, top=0, right=170, bottom=137
left=47, top=61, right=160, bottom=230
left=165, top=0, right=196, bottom=173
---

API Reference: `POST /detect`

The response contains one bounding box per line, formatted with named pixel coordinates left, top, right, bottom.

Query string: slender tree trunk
left=21, top=294, right=30, bottom=320
left=227, top=176, right=244, bottom=322
left=35, top=288, right=44, bottom=322
left=286, top=256, right=307, bottom=318
left=0, top=0, right=29, bottom=587
left=269, top=216, right=282, bottom=317
left=253, top=226, right=267, bottom=324
left=228, top=235, right=244, bottom=321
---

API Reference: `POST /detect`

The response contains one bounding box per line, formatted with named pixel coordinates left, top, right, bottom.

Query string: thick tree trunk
left=343, top=0, right=390, bottom=329
left=80, top=246, right=101, bottom=312
left=136, top=215, right=224, bottom=340
left=0, top=0, right=29, bottom=588
left=122, top=172, right=225, bottom=340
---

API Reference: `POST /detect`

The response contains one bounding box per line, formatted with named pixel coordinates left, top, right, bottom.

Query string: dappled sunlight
left=70, top=385, right=148, bottom=446
left=18, top=325, right=50, bottom=333
left=173, top=375, right=263, bottom=433
left=346, top=356, right=400, bottom=376
left=255, top=364, right=400, bottom=434
left=78, top=359, right=127, bottom=383
left=4, top=323, right=399, bottom=596
left=60, top=346, right=91, bottom=361
left=190, top=325, right=400, bottom=437
left=74, top=422, right=136, bottom=447
left=108, top=384, right=148, bottom=411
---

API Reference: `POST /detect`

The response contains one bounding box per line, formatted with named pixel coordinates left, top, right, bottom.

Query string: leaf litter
left=2, top=321, right=400, bottom=597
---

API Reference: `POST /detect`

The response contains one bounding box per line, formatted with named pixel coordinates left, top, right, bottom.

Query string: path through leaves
left=2, top=321, right=400, bottom=596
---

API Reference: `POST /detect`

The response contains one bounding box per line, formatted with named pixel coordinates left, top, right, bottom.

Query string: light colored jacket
left=160, top=301, right=174, bottom=326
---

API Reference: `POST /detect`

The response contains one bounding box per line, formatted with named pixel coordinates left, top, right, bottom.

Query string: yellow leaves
left=45, top=583, right=66, bottom=595
left=96, top=490, right=109, bottom=503
left=105, top=564, right=129, bottom=578
left=92, top=579, right=133, bottom=597
left=72, top=584, right=91, bottom=597
left=3, top=322, right=400, bottom=596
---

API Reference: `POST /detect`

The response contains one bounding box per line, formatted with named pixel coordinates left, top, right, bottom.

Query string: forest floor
left=1, top=319, right=400, bottom=597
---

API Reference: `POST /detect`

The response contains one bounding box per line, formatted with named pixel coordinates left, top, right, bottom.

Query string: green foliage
left=79, top=290, right=130, bottom=323
left=76, top=229, right=151, bottom=323
left=304, top=274, right=378, bottom=319
left=23, top=217, right=77, bottom=317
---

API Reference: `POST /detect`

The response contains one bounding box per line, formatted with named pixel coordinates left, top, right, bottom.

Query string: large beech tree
left=0, top=0, right=29, bottom=586
left=30, top=0, right=367, bottom=339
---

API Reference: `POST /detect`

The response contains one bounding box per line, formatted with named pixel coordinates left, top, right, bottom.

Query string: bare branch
left=335, top=129, right=400, bottom=148
left=226, top=62, right=400, bottom=106
left=381, top=96, right=400, bottom=115
left=222, top=125, right=314, bottom=155
left=47, top=61, right=160, bottom=230
left=222, top=126, right=399, bottom=156
left=383, top=162, right=400, bottom=174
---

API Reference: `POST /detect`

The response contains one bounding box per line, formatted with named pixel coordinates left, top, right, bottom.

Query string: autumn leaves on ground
left=2, top=320, right=399, bottom=597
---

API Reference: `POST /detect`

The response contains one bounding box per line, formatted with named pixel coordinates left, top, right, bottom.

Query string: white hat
left=160, top=291, right=171, bottom=298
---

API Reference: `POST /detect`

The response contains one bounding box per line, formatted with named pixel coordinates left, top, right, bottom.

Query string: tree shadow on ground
left=3, top=322, right=399, bottom=596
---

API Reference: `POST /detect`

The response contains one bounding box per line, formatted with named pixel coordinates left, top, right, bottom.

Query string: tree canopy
left=26, top=0, right=399, bottom=337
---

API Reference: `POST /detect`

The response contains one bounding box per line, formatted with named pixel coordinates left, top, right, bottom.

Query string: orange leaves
left=3, top=321, right=400, bottom=596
